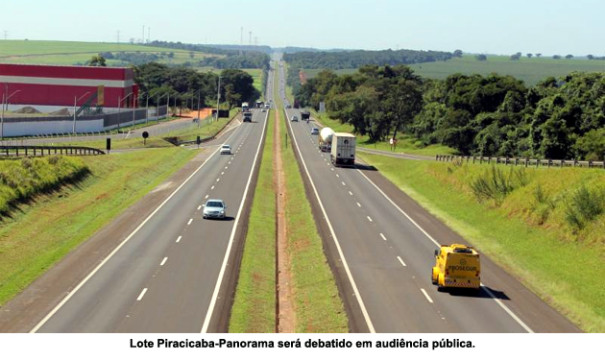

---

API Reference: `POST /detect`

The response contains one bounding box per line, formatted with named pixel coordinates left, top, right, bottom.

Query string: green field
left=299, top=55, right=605, bottom=86
left=0, top=39, right=218, bottom=66
left=358, top=153, right=605, bottom=332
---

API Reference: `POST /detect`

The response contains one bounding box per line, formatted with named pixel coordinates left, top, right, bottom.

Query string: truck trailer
left=330, top=132, right=356, bottom=166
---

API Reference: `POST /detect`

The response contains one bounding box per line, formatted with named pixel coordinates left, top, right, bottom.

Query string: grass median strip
left=229, top=110, right=276, bottom=332
left=359, top=152, right=604, bottom=332
left=0, top=147, right=197, bottom=305
left=280, top=115, right=348, bottom=332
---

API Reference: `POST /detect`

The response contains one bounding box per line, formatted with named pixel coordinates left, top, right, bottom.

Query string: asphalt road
left=277, top=59, right=579, bottom=333
left=25, top=106, right=268, bottom=332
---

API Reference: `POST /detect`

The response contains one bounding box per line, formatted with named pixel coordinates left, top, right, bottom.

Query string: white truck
left=318, top=127, right=334, bottom=152
left=330, top=133, right=356, bottom=167
left=241, top=102, right=249, bottom=112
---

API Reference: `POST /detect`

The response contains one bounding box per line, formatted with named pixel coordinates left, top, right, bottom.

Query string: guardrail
left=0, top=145, right=105, bottom=157
left=435, top=154, right=605, bottom=169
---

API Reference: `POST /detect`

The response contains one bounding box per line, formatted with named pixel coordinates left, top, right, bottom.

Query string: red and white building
left=0, top=63, right=138, bottom=111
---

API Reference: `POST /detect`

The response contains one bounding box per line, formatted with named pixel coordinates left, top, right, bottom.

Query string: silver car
left=220, top=144, right=231, bottom=154
left=203, top=199, right=226, bottom=219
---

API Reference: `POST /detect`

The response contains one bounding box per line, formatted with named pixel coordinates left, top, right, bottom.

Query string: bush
left=470, top=166, right=528, bottom=204
left=564, top=185, right=605, bottom=230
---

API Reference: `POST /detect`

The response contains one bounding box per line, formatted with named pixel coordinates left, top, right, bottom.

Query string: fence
left=0, top=145, right=105, bottom=157
left=435, top=154, right=605, bottom=169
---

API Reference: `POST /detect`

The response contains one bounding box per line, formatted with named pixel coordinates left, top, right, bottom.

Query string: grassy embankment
left=0, top=147, right=197, bottom=305
left=230, top=68, right=347, bottom=332
left=359, top=153, right=605, bottom=332
left=229, top=110, right=276, bottom=332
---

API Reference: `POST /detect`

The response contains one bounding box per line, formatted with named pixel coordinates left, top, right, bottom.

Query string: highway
left=24, top=91, right=270, bottom=332
left=276, top=58, right=580, bottom=332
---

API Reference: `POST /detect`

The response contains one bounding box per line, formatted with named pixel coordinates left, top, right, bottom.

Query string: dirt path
left=274, top=107, right=296, bottom=332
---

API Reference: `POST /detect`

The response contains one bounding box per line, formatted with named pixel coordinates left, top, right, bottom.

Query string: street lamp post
left=1, top=89, right=21, bottom=141
left=155, top=93, right=167, bottom=121
left=117, top=91, right=133, bottom=132
left=197, top=91, right=201, bottom=128
left=73, top=91, right=91, bottom=134
left=215, top=75, right=221, bottom=122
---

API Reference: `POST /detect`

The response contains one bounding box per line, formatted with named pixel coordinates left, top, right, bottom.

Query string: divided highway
left=277, top=60, right=580, bottom=332
left=29, top=105, right=269, bottom=332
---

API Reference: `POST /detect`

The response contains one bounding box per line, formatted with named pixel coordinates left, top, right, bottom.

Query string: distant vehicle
left=330, top=133, right=356, bottom=166
left=311, top=127, right=319, bottom=135
left=290, top=115, right=298, bottom=122
left=318, top=127, right=334, bottom=152
left=432, top=244, right=481, bottom=291
left=265, top=103, right=270, bottom=109
left=255, top=101, right=263, bottom=108
left=220, top=144, right=231, bottom=154
left=300, top=111, right=311, bottom=121
left=261, top=108, right=266, bottom=112
left=203, top=199, right=227, bottom=219
left=242, top=102, right=249, bottom=112
left=243, top=111, right=252, bottom=122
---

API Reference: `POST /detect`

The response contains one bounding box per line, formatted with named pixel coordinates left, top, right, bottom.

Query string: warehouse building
left=0, top=63, right=138, bottom=112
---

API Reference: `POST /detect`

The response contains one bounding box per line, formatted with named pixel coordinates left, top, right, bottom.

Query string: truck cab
left=432, top=244, right=481, bottom=291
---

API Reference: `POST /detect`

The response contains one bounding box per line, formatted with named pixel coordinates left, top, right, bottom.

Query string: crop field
left=299, top=55, right=605, bottom=86
left=0, top=40, right=219, bottom=66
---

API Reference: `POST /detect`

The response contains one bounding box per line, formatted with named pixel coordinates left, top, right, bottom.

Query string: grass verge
left=358, top=153, right=604, bottom=332
left=229, top=110, right=276, bottom=332
left=281, top=113, right=348, bottom=332
left=0, top=148, right=197, bottom=305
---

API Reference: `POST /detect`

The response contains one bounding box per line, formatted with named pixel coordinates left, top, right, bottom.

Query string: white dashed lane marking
left=356, top=202, right=361, bottom=207
left=160, top=257, right=168, bottom=266
left=397, top=256, right=406, bottom=267
left=420, top=288, right=433, bottom=304
left=176, top=236, right=182, bottom=243
left=187, top=218, right=193, bottom=225
left=137, top=288, right=148, bottom=301
left=367, top=216, right=373, bottom=222
left=380, top=233, right=387, bottom=241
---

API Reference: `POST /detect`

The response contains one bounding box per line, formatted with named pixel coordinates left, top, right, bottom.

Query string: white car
left=203, top=199, right=226, bottom=219
left=220, top=144, right=231, bottom=154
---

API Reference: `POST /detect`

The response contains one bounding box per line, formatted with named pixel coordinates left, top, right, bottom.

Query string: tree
left=453, top=49, right=463, bottom=57
left=88, top=54, right=106, bottom=66
left=527, top=53, right=533, bottom=58
left=565, top=54, right=574, bottom=59
left=476, top=54, right=487, bottom=61
left=553, top=55, right=562, bottom=59
left=510, top=53, right=521, bottom=61
left=587, top=54, right=594, bottom=60
left=536, top=53, right=542, bottom=58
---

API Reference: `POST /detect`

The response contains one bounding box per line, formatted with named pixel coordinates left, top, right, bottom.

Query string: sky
left=1, top=0, right=604, bottom=55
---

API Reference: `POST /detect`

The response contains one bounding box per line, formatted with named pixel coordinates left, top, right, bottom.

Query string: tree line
left=295, top=65, right=605, bottom=161
left=134, top=62, right=260, bottom=110
left=284, top=48, right=454, bottom=70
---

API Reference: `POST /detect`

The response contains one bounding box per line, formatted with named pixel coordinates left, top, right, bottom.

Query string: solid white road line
left=176, top=236, right=182, bottom=243
left=30, top=139, right=226, bottom=333
left=200, top=107, right=269, bottom=333
left=420, top=288, right=433, bottom=304
left=160, top=257, right=168, bottom=266
left=137, top=288, right=148, bottom=301
left=380, top=233, right=387, bottom=241
left=397, top=256, right=406, bottom=267
left=356, top=168, right=534, bottom=333
left=187, top=218, right=193, bottom=225
left=284, top=108, right=376, bottom=333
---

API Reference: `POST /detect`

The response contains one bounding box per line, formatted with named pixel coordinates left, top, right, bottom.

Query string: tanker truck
left=318, top=127, right=335, bottom=152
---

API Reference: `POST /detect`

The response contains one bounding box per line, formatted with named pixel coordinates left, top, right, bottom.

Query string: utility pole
left=249, top=31, right=252, bottom=46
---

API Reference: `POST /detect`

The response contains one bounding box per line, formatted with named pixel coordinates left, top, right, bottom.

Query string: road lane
left=278, top=58, right=578, bottom=332
left=33, top=108, right=268, bottom=332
